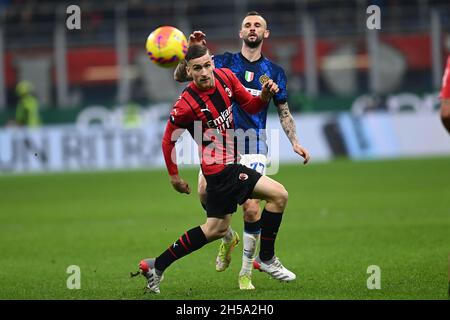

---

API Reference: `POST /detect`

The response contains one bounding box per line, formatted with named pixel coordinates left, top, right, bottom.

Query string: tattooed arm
left=277, top=102, right=311, bottom=164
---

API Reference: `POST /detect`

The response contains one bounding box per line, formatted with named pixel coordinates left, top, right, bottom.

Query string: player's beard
left=197, top=76, right=214, bottom=90
left=244, top=34, right=263, bottom=48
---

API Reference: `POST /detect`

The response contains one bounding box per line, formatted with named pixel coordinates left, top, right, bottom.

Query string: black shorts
left=204, top=164, right=262, bottom=218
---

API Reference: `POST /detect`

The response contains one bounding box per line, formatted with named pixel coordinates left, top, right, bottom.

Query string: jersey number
left=250, top=162, right=265, bottom=173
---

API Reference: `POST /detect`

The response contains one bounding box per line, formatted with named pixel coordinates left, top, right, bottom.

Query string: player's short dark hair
left=244, top=11, right=268, bottom=28
left=246, top=11, right=262, bottom=17
left=185, top=45, right=209, bottom=62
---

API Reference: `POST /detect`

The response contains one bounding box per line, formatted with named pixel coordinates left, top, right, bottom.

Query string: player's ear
left=264, top=29, right=270, bottom=39
left=186, top=64, right=192, bottom=77
left=239, top=29, right=244, bottom=40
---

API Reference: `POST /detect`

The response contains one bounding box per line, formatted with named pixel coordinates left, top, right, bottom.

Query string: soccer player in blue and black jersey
left=174, top=12, right=310, bottom=290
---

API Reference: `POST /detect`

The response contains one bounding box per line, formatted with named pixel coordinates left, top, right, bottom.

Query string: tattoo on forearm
left=277, top=102, right=299, bottom=145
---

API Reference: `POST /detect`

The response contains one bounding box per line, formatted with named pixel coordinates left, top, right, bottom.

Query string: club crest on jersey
left=225, top=87, right=232, bottom=97
left=259, top=74, right=270, bottom=85
left=245, top=71, right=254, bottom=82
left=239, top=173, right=249, bottom=181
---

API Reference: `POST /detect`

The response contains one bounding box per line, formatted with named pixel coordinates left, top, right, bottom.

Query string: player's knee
left=202, top=223, right=228, bottom=240
left=274, top=187, right=289, bottom=209
left=243, top=202, right=260, bottom=221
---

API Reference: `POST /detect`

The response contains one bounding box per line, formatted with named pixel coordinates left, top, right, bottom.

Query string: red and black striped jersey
left=162, top=68, right=267, bottom=176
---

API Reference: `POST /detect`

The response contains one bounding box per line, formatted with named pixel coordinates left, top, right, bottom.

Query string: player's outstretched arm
left=441, top=99, right=450, bottom=134
left=174, top=60, right=191, bottom=82
left=233, top=75, right=279, bottom=114
left=174, top=31, right=206, bottom=82
left=161, top=120, right=191, bottom=194
left=174, top=60, right=193, bottom=82
left=276, top=102, right=310, bottom=164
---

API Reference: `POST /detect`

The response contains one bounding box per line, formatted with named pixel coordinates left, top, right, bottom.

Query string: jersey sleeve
left=273, top=67, right=288, bottom=105
left=440, top=55, right=450, bottom=99
left=162, top=96, right=196, bottom=176
left=221, top=68, right=266, bottom=114
left=213, top=52, right=231, bottom=69
left=162, top=120, right=181, bottom=176
left=168, top=96, right=196, bottom=128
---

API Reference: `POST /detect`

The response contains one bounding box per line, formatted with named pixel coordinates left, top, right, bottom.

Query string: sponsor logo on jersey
left=206, top=105, right=233, bottom=133
left=244, top=87, right=262, bottom=97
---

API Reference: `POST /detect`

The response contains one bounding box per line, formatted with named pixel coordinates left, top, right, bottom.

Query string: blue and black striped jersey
left=214, top=52, right=288, bottom=154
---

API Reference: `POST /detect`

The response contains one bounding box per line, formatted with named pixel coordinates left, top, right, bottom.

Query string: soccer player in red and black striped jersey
left=176, top=13, right=310, bottom=291
left=136, top=45, right=296, bottom=293
left=440, top=55, right=450, bottom=134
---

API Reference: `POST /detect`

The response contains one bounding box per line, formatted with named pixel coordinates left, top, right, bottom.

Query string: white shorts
left=239, top=154, right=267, bottom=175
left=198, top=154, right=268, bottom=178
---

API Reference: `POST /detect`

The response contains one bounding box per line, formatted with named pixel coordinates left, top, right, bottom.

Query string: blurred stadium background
left=0, top=0, right=450, bottom=172
left=0, top=0, right=449, bottom=300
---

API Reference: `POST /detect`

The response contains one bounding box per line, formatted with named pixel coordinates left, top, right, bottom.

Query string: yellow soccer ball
left=146, top=26, right=187, bottom=68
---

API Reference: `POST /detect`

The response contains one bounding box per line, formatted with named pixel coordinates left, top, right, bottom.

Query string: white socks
left=240, top=232, right=260, bottom=275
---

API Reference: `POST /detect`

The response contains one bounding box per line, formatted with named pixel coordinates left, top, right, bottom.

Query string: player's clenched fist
left=260, top=79, right=279, bottom=103
left=170, top=175, right=191, bottom=194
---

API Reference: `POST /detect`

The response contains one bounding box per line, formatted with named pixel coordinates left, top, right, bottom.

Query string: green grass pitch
left=0, top=156, right=449, bottom=300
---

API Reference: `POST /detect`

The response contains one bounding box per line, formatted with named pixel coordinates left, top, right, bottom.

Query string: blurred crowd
left=2, top=0, right=450, bottom=48
left=1, top=0, right=450, bottom=122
